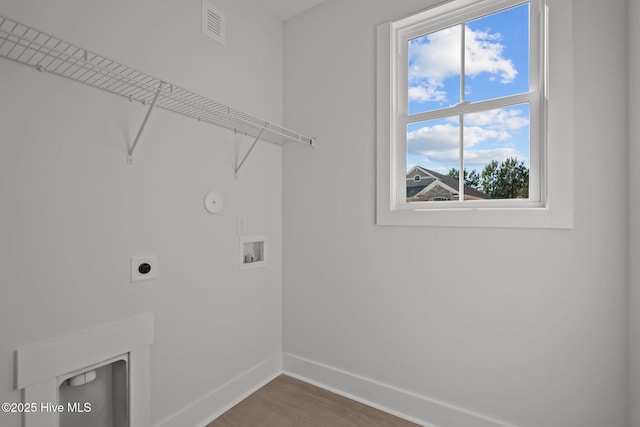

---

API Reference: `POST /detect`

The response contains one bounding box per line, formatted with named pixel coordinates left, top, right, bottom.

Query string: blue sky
left=406, top=3, right=530, bottom=174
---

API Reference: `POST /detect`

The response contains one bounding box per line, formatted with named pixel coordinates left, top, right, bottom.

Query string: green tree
left=447, top=168, right=481, bottom=189
left=481, top=157, right=529, bottom=199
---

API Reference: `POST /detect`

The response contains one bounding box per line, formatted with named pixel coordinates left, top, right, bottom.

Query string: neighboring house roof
left=406, top=166, right=489, bottom=199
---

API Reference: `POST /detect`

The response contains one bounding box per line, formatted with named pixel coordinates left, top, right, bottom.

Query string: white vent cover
left=202, top=0, right=226, bottom=46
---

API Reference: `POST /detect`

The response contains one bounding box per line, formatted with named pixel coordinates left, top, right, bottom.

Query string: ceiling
left=259, top=0, right=327, bottom=20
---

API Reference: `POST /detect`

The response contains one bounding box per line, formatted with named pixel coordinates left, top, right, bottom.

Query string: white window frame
left=376, top=0, right=573, bottom=228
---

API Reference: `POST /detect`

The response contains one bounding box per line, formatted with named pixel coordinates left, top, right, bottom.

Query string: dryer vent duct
left=202, top=0, right=226, bottom=46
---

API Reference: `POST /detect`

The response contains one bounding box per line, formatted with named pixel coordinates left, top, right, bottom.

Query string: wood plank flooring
left=207, top=375, right=420, bottom=427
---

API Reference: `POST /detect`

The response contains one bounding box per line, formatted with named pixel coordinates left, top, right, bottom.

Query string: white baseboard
left=283, top=353, right=521, bottom=427
left=154, top=352, right=522, bottom=427
left=154, top=353, right=282, bottom=427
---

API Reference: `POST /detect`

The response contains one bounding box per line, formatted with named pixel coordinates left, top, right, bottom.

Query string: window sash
left=391, top=0, right=543, bottom=208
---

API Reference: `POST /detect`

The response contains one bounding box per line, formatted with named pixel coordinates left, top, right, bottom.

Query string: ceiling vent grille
left=202, top=0, right=225, bottom=46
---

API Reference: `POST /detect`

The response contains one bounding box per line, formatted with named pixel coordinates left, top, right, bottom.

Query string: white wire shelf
left=0, top=15, right=314, bottom=164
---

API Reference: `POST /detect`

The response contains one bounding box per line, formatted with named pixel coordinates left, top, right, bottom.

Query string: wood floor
left=207, top=375, right=421, bottom=427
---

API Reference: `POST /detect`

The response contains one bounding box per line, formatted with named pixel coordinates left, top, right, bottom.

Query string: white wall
left=0, top=0, right=634, bottom=426
left=0, top=1, right=284, bottom=426
left=629, top=0, right=640, bottom=425
left=283, top=1, right=630, bottom=426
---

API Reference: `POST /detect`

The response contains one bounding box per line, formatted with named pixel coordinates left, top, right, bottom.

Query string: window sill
left=376, top=203, right=572, bottom=229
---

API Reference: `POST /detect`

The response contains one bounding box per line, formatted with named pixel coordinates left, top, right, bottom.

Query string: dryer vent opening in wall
left=202, top=0, right=226, bottom=46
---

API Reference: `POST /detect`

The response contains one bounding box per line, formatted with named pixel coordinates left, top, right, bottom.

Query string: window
left=376, top=0, right=573, bottom=228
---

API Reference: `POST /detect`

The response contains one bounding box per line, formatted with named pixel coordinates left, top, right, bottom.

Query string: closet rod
left=0, top=15, right=315, bottom=162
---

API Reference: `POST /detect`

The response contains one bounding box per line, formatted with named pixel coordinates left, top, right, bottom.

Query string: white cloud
left=420, top=149, right=459, bottom=163
left=464, top=108, right=529, bottom=130
left=407, top=107, right=528, bottom=167
left=408, top=25, right=518, bottom=103
left=463, top=126, right=499, bottom=148
left=411, top=145, right=520, bottom=168
left=408, top=82, right=447, bottom=102
left=465, top=29, right=517, bottom=83
left=407, top=123, right=459, bottom=153
left=407, top=123, right=502, bottom=155
left=409, top=27, right=461, bottom=83
left=430, top=166, right=452, bottom=174
left=463, top=147, right=520, bottom=166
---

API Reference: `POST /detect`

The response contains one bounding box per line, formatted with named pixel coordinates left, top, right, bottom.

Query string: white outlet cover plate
left=237, top=216, right=247, bottom=234
left=204, top=191, right=223, bottom=214
left=131, top=256, right=158, bottom=282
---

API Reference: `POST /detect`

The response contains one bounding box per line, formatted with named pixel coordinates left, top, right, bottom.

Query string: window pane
left=464, top=4, right=530, bottom=103
left=463, top=104, right=530, bottom=200
left=408, top=25, right=461, bottom=115
left=406, top=117, right=461, bottom=202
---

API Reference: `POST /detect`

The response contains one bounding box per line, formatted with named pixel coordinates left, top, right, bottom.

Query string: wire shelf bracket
left=128, top=81, right=163, bottom=164
left=0, top=15, right=315, bottom=168
left=235, top=125, right=266, bottom=178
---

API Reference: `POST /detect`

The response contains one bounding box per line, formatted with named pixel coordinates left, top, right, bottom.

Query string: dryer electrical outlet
left=131, top=256, right=158, bottom=282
